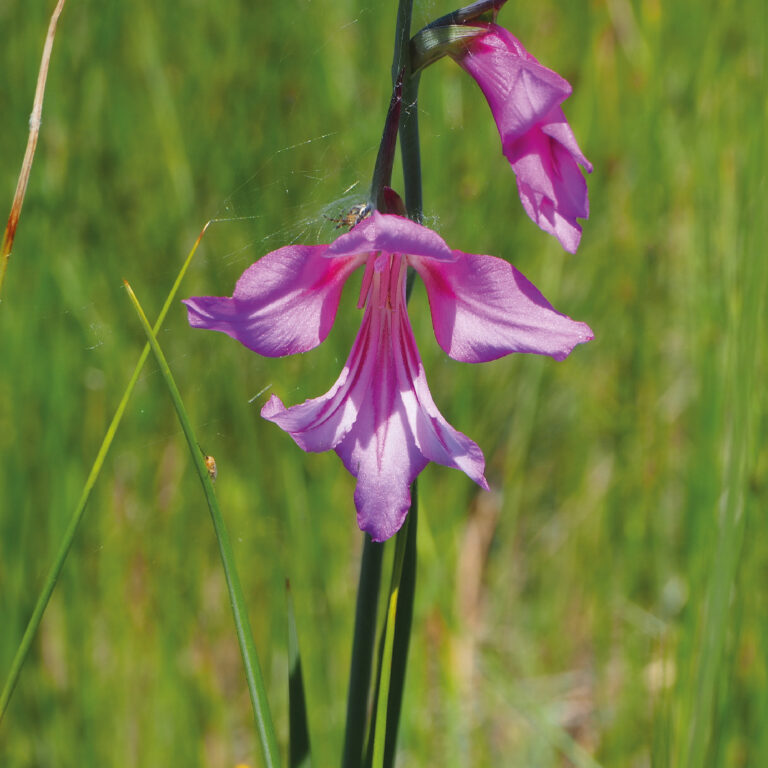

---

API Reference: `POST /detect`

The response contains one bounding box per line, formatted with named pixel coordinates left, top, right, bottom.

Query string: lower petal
left=336, top=403, right=426, bottom=542
left=336, top=303, right=489, bottom=541
left=263, top=291, right=492, bottom=541
left=395, top=309, right=489, bottom=488
left=260, top=307, right=377, bottom=452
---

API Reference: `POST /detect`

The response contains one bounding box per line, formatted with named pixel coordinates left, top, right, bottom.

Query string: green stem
left=390, top=0, right=414, bottom=86
left=391, top=0, right=422, bottom=223
left=377, top=4, right=423, bottom=765
left=342, top=537, right=385, bottom=768
left=124, top=281, right=281, bottom=768
left=0, top=221, right=210, bottom=727
left=362, top=488, right=417, bottom=768
left=341, top=2, right=422, bottom=764
left=382, top=496, right=417, bottom=768
left=370, top=515, right=411, bottom=768
left=369, top=75, right=403, bottom=212
left=399, top=73, right=422, bottom=223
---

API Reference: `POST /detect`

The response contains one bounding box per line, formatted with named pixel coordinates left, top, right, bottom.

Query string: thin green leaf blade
left=286, top=579, right=313, bottom=768
left=123, top=279, right=282, bottom=768
left=0, top=222, right=209, bottom=726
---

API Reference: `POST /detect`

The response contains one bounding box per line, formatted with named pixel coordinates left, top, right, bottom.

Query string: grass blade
left=0, top=0, right=67, bottom=295
left=0, top=222, right=210, bottom=726
left=286, top=580, right=313, bottom=768
left=123, top=280, right=281, bottom=768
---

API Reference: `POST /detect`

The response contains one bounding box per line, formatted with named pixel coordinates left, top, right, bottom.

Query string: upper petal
left=184, top=244, right=361, bottom=357
left=455, top=24, right=572, bottom=142
left=412, top=251, right=593, bottom=363
left=328, top=211, right=455, bottom=262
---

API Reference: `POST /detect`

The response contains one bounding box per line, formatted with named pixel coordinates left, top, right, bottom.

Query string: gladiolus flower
left=453, top=24, right=592, bottom=253
left=184, top=211, right=592, bottom=541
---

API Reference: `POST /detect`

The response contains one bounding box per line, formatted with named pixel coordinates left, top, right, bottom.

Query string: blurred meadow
left=1, top=0, right=766, bottom=765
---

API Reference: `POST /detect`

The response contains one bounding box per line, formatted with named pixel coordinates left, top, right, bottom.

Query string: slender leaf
left=123, top=280, right=281, bottom=768
left=286, top=579, right=313, bottom=768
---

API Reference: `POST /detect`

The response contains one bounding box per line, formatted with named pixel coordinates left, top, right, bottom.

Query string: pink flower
left=454, top=24, right=592, bottom=253
left=184, top=211, right=592, bottom=541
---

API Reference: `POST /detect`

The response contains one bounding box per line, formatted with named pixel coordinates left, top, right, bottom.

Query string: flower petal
left=260, top=303, right=377, bottom=452
left=455, top=25, right=592, bottom=252
left=394, top=304, right=488, bottom=489
left=505, top=108, right=592, bottom=253
left=412, top=251, right=593, bottom=363
left=263, top=282, right=488, bottom=541
left=184, top=244, right=361, bottom=356
left=335, top=302, right=487, bottom=540
left=541, top=111, right=593, bottom=174
left=456, top=24, right=572, bottom=141
left=328, top=211, right=455, bottom=262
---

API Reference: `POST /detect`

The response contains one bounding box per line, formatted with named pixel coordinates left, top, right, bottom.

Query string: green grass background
left=1, top=0, right=766, bottom=765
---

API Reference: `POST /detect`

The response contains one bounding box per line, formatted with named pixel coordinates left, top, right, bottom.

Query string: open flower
left=184, top=211, right=592, bottom=541
left=453, top=24, right=592, bottom=253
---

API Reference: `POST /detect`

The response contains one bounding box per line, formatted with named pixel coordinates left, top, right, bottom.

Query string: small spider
left=198, top=445, right=218, bottom=482
left=204, top=454, right=217, bottom=482
left=327, top=202, right=372, bottom=230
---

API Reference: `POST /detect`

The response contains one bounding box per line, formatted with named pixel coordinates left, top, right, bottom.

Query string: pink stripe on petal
left=184, top=244, right=361, bottom=357
left=413, top=251, right=593, bottom=363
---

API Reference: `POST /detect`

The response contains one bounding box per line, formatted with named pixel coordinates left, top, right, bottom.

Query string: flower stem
left=363, top=489, right=418, bottom=768
left=370, top=513, right=411, bottom=768
left=392, top=0, right=422, bottom=223
left=369, top=75, right=403, bottom=212
left=341, top=4, right=422, bottom=764
left=342, top=537, right=384, bottom=768
left=377, top=4, right=422, bottom=766
left=381, top=495, right=417, bottom=767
